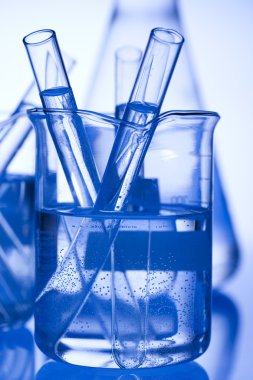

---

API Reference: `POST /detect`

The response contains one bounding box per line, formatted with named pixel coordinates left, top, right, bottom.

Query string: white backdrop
left=0, top=1, right=253, bottom=378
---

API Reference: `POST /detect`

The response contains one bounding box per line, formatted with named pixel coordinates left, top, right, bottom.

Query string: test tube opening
left=151, top=27, right=184, bottom=45
left=116, top=46, right=143, bottom=63
left=23, top=29, right=55, bottom=45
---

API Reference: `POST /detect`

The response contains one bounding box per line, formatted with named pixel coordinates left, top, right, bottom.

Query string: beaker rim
left=27, top=107, right=151, bottom=131
left=27, top=107, right=220, bottom=131
left=156, top=109, right=220, bottom=122
left=23, top=29, right=55, bottom=46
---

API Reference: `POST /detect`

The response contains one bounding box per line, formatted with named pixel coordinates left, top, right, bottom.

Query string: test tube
left=104, top=28, right=184, bottom=367
left=115, top=45, right=162, bottom=211
left=115, top=46, right=142, bottom=120
left=13, top=51, right=76, bottom=115
left=23, top=29, right=100, bottom=207
left=124, top=28, right=184, bottom=122
left=0, top=53, right=75, bottom=176
left=95, top=28, right=184, bottom=212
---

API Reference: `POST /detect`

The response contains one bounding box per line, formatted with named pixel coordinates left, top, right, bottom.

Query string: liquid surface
left=39, top=86, right=100, bottom=207
left=122, top=101, right=159, bottom=125
left=35, top=205, right=211, bottom=368
left=95, top=101, right=159, bottom=212
left=115, top=103, right=126, bottom=120
left=40, top=87, right=77, bottom=110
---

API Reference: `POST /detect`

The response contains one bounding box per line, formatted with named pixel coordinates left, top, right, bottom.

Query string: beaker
left=29, top=107, right=219, bottom=368
left=0, top=111, right=35, bottom=329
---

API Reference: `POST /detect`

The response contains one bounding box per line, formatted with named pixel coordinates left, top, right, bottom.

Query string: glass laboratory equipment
left=0, top=51, right=75, bottom=175
left=29, top=107, right=218, bottom=368
left=115, top=46, right=142, bottom=120
left=24, top=28, right=148, bottom=364
left=88, top=0, right=239, bottom=287
left=0, top=112, right=35, bottom=329
left=94, top=27, right=184, bottom=212
left=0, top=44, right=76, bottom=329
left=23, top=29, right=101, bottom=208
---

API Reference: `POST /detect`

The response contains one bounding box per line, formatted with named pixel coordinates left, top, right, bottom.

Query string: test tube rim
left=115, top=45, right=143, bottom=63
left=23, top=29, right=56, bottom=46
left=151, top=27, right=184, bottom=45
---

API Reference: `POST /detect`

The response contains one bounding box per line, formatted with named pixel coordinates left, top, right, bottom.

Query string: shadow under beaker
left=36, top=360, right=208, bottom=380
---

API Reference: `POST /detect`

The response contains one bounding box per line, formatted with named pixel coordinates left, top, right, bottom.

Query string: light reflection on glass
left=197, top=290, right=240, bottom=380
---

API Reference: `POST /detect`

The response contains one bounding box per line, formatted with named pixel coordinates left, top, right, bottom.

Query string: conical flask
left=86, top=0, right=239, bottom=287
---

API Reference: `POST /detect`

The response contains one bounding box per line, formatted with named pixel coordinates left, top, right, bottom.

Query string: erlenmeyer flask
left=86, top=0, right=239, bottom=287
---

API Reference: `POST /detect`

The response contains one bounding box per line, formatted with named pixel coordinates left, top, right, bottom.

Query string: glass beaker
left=0, top=111, right=35, bottom=329
left=29, top=108, right=219, bottom=369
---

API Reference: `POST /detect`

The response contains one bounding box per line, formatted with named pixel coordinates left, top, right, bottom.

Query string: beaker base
left=44, top=334, right=210, bottom=368
left=57, top=337, right=117, bottom=368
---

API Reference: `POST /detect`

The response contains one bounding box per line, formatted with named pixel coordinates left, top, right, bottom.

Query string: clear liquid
left=0, top=175, right=35, bottom=328
left=95, top=102, right=159, bottom=211
left=39, top=86, right=100, bottom=207
left=40, top=86, right=77, bottom=110
left=35, top=205, right=211, bottom=368
left=115, top=103, right=126, bottom=120
left=122, top=101, right=159, bottom=125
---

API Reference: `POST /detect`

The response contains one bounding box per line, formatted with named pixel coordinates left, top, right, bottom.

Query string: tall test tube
left=115, top=46, right=142, bottom=120
left=95, top=28, right=184, bottom=211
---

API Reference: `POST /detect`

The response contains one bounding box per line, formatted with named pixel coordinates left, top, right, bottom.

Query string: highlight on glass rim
left=0, top=1, right=248, bottom=379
